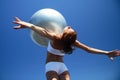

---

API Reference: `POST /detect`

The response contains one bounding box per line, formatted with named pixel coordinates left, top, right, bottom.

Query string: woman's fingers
left=13, top=25, right=21, bottom=30
left=14, top=17, right=21, bottom=21
left=13, top=17, right=20, bottom=24
left=109, top=57, right=114, bottom=61
left=13, top=21, right=19, bottom=24
left=116, top=50, right=120, bottom=56
left=108, top=50, right=120, bottom=61
left=13, top=17, right=28, bottom=29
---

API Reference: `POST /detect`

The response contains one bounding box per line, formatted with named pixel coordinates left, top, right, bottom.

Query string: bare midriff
left=46, top=52, right=64, bottom=63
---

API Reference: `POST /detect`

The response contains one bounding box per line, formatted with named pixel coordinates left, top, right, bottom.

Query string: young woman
left=13, top=17, right=120, bottom=80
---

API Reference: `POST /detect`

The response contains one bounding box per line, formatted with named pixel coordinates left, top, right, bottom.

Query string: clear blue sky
left=0, top=0, right=120, bottom=80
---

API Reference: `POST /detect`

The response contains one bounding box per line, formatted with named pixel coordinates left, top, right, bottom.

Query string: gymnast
left=13, top=17, right=120, bottom=80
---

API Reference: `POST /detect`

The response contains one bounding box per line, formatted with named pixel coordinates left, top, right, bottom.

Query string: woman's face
left=63, top=26, right=74, bottom=34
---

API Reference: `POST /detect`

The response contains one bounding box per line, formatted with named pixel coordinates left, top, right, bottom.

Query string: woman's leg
left=59, top=71, right=70, bottom=80
left=46, top=71, right=59, bottom=80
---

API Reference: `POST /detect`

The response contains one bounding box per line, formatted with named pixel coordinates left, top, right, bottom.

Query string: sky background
left=0, top=0, right=120, bottom=80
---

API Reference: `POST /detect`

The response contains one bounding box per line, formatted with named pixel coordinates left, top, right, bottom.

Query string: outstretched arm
left=74, top=40, right=109, bottom=54
left=74, top=40, right=120, bottom=60
left=13, top=17, right=57, bottom=40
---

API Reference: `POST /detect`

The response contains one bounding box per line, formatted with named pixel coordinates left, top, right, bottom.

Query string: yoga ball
left=29, top=8, right=67, bottom=47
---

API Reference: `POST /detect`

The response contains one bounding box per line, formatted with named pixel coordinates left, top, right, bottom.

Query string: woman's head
left=61, top=26, right=77, bottom=54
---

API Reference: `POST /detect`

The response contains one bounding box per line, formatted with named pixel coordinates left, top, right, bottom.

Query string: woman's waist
left=46, top=52, right=63, bottom=63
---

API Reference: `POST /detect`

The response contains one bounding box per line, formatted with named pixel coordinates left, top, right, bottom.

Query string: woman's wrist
left=25, top=22, right=35, bottom=29
left=29, top=24, right=35, bottom=28
left=105, top=51, right=111, bottom=55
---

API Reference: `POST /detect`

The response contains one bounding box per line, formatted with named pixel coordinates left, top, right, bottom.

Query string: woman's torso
left=46, top=40, right=65, bottom=63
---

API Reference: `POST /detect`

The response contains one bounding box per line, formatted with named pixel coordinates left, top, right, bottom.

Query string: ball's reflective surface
left=29, top=8, right=67, bottom=47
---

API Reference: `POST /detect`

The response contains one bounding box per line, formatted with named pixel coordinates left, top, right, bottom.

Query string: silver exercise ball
left=29, top=8, right=67, bottom=47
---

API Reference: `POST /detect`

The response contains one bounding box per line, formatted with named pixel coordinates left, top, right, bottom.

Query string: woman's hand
left=107, top=50, right=120, bottom=60
left=13, top=17, right=32, bottom=29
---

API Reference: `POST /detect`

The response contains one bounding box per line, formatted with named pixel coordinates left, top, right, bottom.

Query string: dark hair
left=61, top=32, right=77, bottom=54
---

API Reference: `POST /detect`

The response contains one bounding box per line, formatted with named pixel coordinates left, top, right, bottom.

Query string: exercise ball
left=29, top=8, right=67, bottom=47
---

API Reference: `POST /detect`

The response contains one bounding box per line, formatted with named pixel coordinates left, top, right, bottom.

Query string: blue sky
left=0, top=0, right=120, bottom=80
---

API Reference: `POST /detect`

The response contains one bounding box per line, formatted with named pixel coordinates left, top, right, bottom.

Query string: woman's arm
left=74, top=40, right=109, bottom=54
left=13, top=17, right=57, bottom=40
left=74, top=40, right=120, bottom=60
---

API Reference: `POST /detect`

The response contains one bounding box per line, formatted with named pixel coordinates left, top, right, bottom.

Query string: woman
left=13, top=17, right=120, bottom=80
